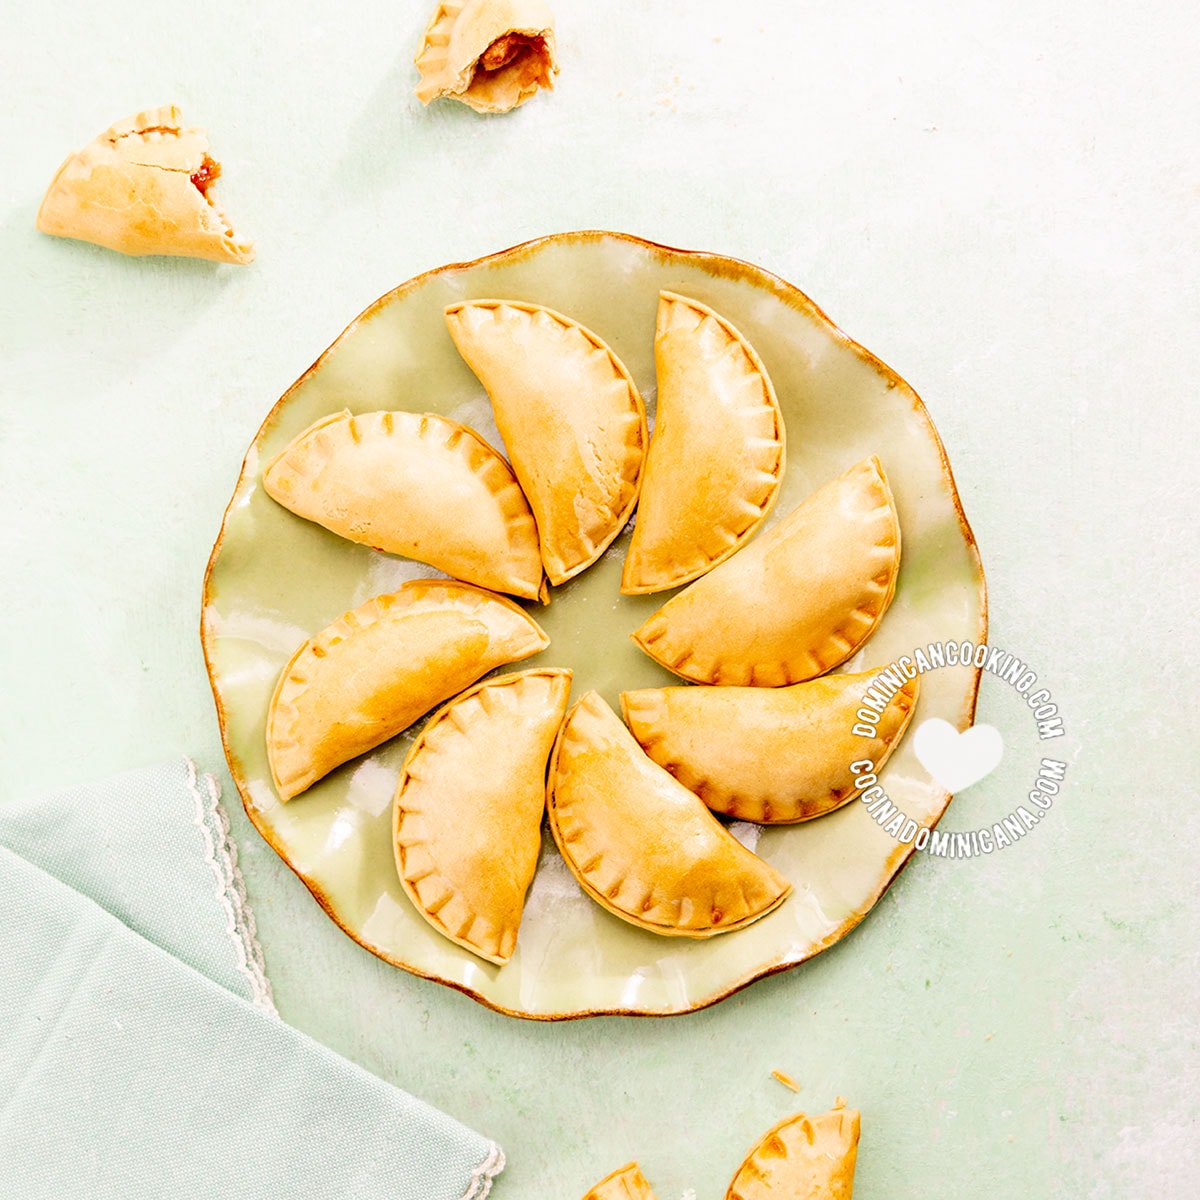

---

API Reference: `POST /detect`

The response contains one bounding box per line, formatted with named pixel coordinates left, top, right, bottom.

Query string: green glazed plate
left=201, top=230, right=986, bottom=1020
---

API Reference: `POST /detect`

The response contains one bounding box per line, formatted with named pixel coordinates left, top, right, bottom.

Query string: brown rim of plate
left=199, top=229, right=988, bottom=1022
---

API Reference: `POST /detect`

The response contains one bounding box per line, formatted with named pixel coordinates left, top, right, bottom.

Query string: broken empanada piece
left=445, top=301, right=647, bottom=585
left=622, top=292, right=785, bottom=594
left=632, top=457, right=900, bottom=686
left=581, top=1162, right=660, bottom=1200
left=548, top=691, right=791, bottom=937
left=267, top=579, right=548, bottom=801
left=262, top=410, right=546, bottom=602
left=726, top=1103, right=860, bottom=1200
left=415, top=0, right=558, bottom=114
left=393, top=668, right=571, bottom=965
left=622, top=669, right=919, bottom=824
left=37, top=106, right=254, bottom=263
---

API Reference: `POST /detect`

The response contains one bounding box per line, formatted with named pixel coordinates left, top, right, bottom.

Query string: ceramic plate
left=202, top=231, right=986, bottom=1019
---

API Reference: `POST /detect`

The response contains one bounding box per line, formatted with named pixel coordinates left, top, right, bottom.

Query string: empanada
left=622, top=669, right=919, bottom=824
left=547, top=691, right=791, bottom=937
left=622, top=292, right=785, bottom=594
left=726, top=1103, right=860, bottom=1200
left=445, top=301, right=647, bottom=585
left=581, top=1162, right=660, bottom=1200
left=267, top=580, right=548, bottom=801
left=632, top=457, right=899, bottom=686
left=262, top=410, right=546, bottom=601
left=415, top=0, right=558, bottom=114
left=36, top=106, right=254, bottom=263
left=393, top=668, right=571, bottom=965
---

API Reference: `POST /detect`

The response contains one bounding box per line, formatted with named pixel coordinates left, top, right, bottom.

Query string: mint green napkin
left=0, top=758, right=504, bottom=1200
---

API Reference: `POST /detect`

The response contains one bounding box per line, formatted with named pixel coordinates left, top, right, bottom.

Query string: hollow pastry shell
left=581, top=1161, right=660, bottom=1200
left=547, top=691, right=791, bottom=937
left=262, top=410, right=545, bottom=601
left=726, top=1105, right=861, bottom=1200
left=267, top=580, right=548, bottom=801
left=632, top=456, right=899, bottom=686
left=622, top=292, right=785, bottom=594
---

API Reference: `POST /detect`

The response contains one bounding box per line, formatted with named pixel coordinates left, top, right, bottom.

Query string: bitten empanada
left=726, top=1104, right=860, bottom=1200
left=262, top=410, right=545, bottom=601
left=632, top=457, right=899, bottom=686
left=622, top=292, right=785, bottom=594
left=36, top=106, right=254, bottom=263
left=622, top=670, right=919, bottom=824
left=393, top=668, right=571, bottom=965
left=267, top=580, right=548, bottom=801
left=581, top=1162, right=660, bottom=1200
left=547, top=691, right=791, bottom=937
left=445, top=301, right=647, bottom=585
left=415, top=0, right=558, bottom=114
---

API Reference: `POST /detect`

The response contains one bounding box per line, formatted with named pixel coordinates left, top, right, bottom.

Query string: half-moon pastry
left=632, top=456, right=899, bottom=686
left=262, top=410, right=545, bottom=601
left=415, top=0, right=558, bottom=114
left=547, top=691, right=791, bottom=937
left=36, top=106, right=254, bottom=263
left=393, top=668, right=571, bottom=965
left=622, top=292, right=785, bottom=594
left=445, top=300, right=647, bottom=585
left=621, top=669, right=919, bottom=824
left=267, top=580, right=548, bottom=801
left=726, top=1103, right=861, bottom=1200
left=581, top=1162, right=660, bottom=1200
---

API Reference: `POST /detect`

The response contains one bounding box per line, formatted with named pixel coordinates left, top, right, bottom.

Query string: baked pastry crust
left=622, top=670, right=918, bottom=824
left=36, top=106, right=254, bottom=263
left=581, top=1161, right=660, bottom=1200
left=445, top=300, right=647, bottom=585
left=393, top=668, right=571, bottom=964
left=632, top=457, right=899, bottom=686
left=547, top=691, right=791, bottom=937
left=262, top=410, right=546, bottom=602
left=415, top=0, right=558, bottom=113
left=726, top=1104, right=860, bottom=1200
left=622, top=292, right=785, bottom=594
left=267, top=580, right=548, bottom=801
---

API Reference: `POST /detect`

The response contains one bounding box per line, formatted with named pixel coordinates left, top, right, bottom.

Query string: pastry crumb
left=771, top=1069, right=801, bottom=1092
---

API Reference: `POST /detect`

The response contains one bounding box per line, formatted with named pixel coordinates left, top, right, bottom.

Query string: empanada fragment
left=622, top=670, right=919, bottom=824
left=262, top=410, right=546, bottom=601
left=36, top=106, right=254, bottom=263
left=394, top=668, right=571, bottom=964
left=581, top=1161, right=660, bottom=1200
left=446, top=301, right=647, bottom=585
left=726, top=1103, right=860, bottom=1200
left=548, top=691, right=791, bottom=937
left=622, top=292, right=785, bottom=594
left=267, top=580, right=548, bottom=801
left=415, top=0, right=558, bottom=114
left=632, top=457, right=900, bottom=686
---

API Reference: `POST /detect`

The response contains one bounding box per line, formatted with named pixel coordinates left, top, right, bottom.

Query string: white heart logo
left=913, top=718, right=1003, bottom=793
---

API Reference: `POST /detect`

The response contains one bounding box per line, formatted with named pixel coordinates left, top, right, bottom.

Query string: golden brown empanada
left=415, top=0, right=558, bottom=114
left=632, top=457, right=899, bottom=686
left=726, top=1103, right=860, bottom=1200
left=445, top=301, right=647, bottom=585
left=547, top=691, right=791, bottom=937
left=581, top=1162, right=660, bottom=1200
left=393, top=668, right=571, bottom=964
left=267, top=580, right=548, bottom=801
left=622, top=292, right=785, bottom=594
left=262, top=410, right=546, bottom=602
left=36, top=106, right=254, bottom=263
left=622, top=670, right=919, bottom=824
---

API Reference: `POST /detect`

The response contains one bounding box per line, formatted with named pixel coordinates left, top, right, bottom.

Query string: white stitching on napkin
left=185, top=757, right=278, bottom=1016
left=459, top=1142, right=505, bottom=1200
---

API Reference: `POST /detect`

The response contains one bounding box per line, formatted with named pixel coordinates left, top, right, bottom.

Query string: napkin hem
left=461, top=1142, right=505, bottom=1199
left=186, top=757, right=277, bottom=1016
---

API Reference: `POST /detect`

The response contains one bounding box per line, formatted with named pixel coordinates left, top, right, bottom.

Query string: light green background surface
left=2, top=2, right=1196, bottom=1196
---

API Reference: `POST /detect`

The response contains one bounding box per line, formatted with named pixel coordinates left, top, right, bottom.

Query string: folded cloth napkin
left=0, top=758, right=504, bottom=1200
